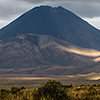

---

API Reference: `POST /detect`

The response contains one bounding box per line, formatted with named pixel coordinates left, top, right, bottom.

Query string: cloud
left=60, top=2, right=100, bottom=18
left=0, top=0, right=33, bottom=19
left=18, top=0, right=100, bottom=18
left=0, top=0, right=100, bottom=19
left=0, top=0, right=33, bottom=28
left=84, top=17, right=100, bottom=29
left=16, top=0, right=100, bottom=4
left=0, top=20, right=8, bottom=29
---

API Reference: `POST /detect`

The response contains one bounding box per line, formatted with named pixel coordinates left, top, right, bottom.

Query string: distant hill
left=0, top=6, right=100, bottom=50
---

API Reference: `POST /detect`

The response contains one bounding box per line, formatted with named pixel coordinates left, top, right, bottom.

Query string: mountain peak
left=0, top=5, right=100, bottom=50
left=32, top=5, right=64, bottom=9
left=30, top=5, right=66, bottom=14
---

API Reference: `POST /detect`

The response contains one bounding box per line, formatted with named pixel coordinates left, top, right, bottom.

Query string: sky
left=0, top=0, right=100, bottom=30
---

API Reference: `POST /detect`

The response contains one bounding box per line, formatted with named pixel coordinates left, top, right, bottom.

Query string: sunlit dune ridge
left=87, top=77, right=100, bottom=80
left=57, top=45, right=100, bottom=57
left=57, top=45, right=100, bottom=62
left=85, top=73, right=100, bottom=80
left=6, top=77, right=54, bottom=80
left=76, top=72, right=100, bottom=80
left=93, top=57, right=100, bottom=62
left=76, top=72, right=96, bottom=77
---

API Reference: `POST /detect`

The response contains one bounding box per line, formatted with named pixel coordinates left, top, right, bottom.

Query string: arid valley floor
left=0, top=73, right=100, bottom=89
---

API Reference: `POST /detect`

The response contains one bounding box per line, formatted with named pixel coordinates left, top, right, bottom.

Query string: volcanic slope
left=0, top=33, right=97, bottom=75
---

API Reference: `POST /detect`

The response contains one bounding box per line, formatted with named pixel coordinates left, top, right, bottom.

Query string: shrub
left=92, top=84, right=96, bottom=87
left=11, top=87, right=20, bottom=94
left=88, top=86, right=97, bottom=95
left=20, top=86, right=25, bottom=90
left=34, top=80, right=68, bottom=100
left=64, top=84, right=73, bottom=88
left=80, top=84, right=85, bottom=87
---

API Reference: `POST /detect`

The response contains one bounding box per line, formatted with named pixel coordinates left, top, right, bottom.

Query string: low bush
left=34, top=80, right=68, bottom=100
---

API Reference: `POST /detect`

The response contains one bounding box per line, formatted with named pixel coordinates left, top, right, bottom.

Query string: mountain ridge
left=0, top=33, right=96, bottom=74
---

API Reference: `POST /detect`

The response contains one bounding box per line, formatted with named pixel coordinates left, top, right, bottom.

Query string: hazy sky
left=0, top=0, right=100, bottom=30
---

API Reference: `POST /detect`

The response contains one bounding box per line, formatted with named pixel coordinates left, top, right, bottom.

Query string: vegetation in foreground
left=0, top=80, right=100, bottom=100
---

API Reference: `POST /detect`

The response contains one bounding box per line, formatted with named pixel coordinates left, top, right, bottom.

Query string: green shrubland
left=0, top=80, right=100, bottom=100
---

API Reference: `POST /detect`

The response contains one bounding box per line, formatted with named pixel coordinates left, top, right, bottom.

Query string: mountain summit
left=0, top=6, right=100, bottom=50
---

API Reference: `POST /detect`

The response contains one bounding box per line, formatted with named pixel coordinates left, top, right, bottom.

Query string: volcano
left=0, top=6, right=100, bottom=49
left=0, top=6, right=100, bottom=75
